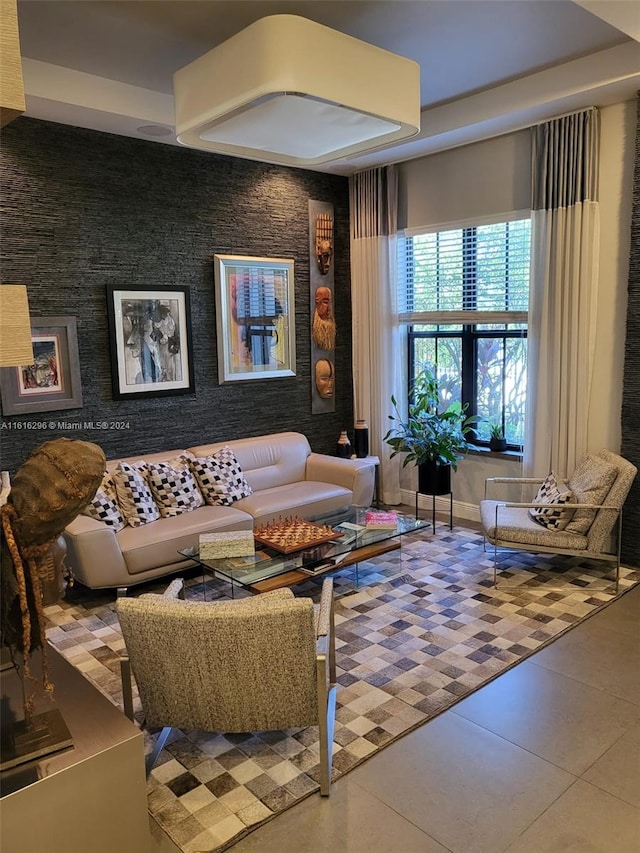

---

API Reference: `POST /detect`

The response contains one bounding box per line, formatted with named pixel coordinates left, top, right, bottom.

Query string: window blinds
left=398, top=216, right=531, bottom=325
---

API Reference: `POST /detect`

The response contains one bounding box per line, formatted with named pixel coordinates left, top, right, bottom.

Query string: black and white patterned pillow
left=529, top=472, right=575, bottom=531
left=82, top=471, right=126, bottom=532
left=189, top=446, right=253, bottom=506
left=148, top=456, right=204, bottom=517
left=113, top=461, right=160, bottom=527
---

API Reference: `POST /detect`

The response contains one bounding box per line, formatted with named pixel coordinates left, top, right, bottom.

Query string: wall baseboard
left=400, top=489, right=481, bottom=523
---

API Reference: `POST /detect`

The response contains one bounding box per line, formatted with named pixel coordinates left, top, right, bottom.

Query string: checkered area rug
left=45, top=526, right=639, bottom=853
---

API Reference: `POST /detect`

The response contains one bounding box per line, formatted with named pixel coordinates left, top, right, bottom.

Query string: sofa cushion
left=235, top=481, right=352, bottom=524
left=118, top=504, right=253, bottom=575
left=147, top=455, right=204, bottom=517
left=564, top=455, right=618, bottom=535
left=82, top=471, right=125, bottom=532
left=113, top=461, right=161, bottom=527
left=189, top=446, right=253, bottom=506
left=188, top=432, right=311, bottom=493
left=529, top=472, right=575, bottom=531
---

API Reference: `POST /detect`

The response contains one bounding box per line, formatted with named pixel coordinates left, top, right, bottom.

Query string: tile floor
left=150, top=564, right=640, bottom=853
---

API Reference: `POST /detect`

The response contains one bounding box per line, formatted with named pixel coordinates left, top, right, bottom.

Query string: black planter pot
left=418, top=461, right=452, bottom=496
left=489, top=437, right=508, bottom=452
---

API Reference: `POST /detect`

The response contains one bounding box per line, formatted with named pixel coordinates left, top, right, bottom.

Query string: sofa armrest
left=306, top=453, right=375, bottom=507
left=63, top=514, right=129, bottom=588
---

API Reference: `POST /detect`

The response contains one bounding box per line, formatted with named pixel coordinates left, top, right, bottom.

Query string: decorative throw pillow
left=189, top=446, right=253, bottom=506
left=564, top=455, right=618, bottom=535
left=529, top=472, right=575, bottom=531
left=147, top=455, right=204, bottom=518
left=113, top=461, right=160, bottom=527
left=82, top=471, right=126, bottom=532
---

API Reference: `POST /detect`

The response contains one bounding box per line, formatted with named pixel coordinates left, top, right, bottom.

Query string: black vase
left=354, top=420, right=369, bottom=458
left=418, top=460, right=451, bottom=496
left=336, top=430, right=352, bottom=458
left=489, top=437, right=507, bottom=452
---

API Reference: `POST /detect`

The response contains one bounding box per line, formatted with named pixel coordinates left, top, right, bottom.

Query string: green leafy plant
left=384, top=370, right=479, bottom=470
left=489, top=422, right=504, bottom=440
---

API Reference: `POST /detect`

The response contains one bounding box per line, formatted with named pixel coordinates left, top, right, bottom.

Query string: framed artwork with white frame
left=213, top=254, right=296, bottom=383
left=106, top=284, right=194, bottom=400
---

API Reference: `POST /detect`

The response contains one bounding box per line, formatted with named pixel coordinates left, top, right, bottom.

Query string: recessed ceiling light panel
left=173, top=15, right=420, bottom=167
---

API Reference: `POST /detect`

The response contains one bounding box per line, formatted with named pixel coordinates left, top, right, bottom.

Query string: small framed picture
left=213, top=254, right=296, bottom=383
left=106, top=285, right=194, bottom=400
left=0, top=316, right=83, bottom=415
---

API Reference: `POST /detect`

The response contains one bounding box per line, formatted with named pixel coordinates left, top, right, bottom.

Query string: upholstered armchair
left=480, top=450, right=637, bottom=589
left=116, top=577, right=338, bottom=795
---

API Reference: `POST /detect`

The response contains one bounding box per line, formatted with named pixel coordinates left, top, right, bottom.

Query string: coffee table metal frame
left=179, top=507, right=428, bottom=595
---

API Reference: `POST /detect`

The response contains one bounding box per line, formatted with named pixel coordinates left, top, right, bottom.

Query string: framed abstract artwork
left=213, top=254, right=296, bottom=383
left=0, top=316, right=83, bottom=415
left=106, top=285, right=194, bottom=399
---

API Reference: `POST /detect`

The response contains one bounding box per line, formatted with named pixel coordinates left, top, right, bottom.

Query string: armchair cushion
left=528, top=472, right=575, bottom=531
left=117, top=587, right=319, bottom=732
left=565, top=455, right=618, bottom=535
left=481, top=500, right=588, bottom=550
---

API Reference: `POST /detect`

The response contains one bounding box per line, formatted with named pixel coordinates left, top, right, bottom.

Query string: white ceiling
left=15, top=0, right=640, bottom=174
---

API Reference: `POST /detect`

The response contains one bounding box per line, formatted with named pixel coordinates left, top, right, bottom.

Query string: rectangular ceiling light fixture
left=173, top=15, right=420, bottom=167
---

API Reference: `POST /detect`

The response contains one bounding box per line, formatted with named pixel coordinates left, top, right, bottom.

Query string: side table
left=415, top=489, right=453, bottom=534
left=362, top=455, right=381, bottom=507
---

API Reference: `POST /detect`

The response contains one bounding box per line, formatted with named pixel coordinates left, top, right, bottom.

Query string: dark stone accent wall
left=0, top=119, right=353, bottom=473
left=621, top=93, right=640, bottom=566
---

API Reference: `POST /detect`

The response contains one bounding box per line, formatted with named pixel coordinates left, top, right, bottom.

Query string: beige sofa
left=63, top=431, right=375, bottom=590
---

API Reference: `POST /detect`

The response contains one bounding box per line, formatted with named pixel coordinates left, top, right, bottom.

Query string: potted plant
left=384, top=369, right=479, bottom=495
left=489, top=422, right=507, bottom=453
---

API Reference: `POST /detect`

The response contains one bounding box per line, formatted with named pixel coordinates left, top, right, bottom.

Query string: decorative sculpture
left=315, top=212, right=333, bottom=275
left=0, top=438, right=105, bottom=725
left=312, top=286, right=336, bottom=351
left=315, top=358, right=335, bottom=399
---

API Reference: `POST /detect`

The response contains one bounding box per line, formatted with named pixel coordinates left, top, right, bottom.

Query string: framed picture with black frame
left=0, top=316, right=83, bottom=415
left=106, top=284, right=195, bottom=400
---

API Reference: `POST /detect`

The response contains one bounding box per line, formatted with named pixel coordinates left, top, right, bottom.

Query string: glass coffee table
left=179, top=507, right=428, bottom=595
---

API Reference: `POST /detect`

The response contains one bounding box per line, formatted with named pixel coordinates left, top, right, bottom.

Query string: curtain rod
left=530, top=105, right=598, bottom=128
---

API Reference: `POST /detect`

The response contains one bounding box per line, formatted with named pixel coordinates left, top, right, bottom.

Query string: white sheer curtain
left=525, top=108, right=600, bottom=479
left=349, top=166, right=401, bottom=505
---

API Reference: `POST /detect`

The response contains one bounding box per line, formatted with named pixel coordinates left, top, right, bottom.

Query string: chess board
left=253, top=516, right=343, bottom=554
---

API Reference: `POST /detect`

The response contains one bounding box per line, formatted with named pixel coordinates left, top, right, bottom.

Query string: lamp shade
left=0, top=284, right=34, bottom=366
left=174, top=15, right=420, bottom=168
left=0, top=0, right=25, bottom=127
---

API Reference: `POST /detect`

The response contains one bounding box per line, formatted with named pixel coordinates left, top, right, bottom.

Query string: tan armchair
left=480, top=450, right=637, bottom=590
left=117, top=577, right=337, bottom=795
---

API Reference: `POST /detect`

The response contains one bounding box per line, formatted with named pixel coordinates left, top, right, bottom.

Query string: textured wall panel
left=0, top=119, right=353, bottom=471
left=621, top=94, right=640, bottom=566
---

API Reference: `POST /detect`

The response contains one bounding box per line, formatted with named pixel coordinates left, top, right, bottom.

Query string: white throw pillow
left=113, top=461, right=160, bottom=527
left=82, top=471, right=126, bottom=532
left=189, top=446, right=253, bottom=506
left=147, top=455, right=204, bottom=517
left=529, top=472, right=575, bottom=531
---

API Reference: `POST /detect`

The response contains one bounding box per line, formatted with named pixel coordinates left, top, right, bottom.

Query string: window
left=398, top=215, right=531, bottom=449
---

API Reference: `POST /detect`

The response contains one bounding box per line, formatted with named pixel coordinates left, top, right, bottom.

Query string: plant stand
left=415, top=489, right=453, bottom=535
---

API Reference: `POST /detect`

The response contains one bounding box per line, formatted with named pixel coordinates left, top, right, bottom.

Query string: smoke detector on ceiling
left=173, top=15, right=420, bottom=168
